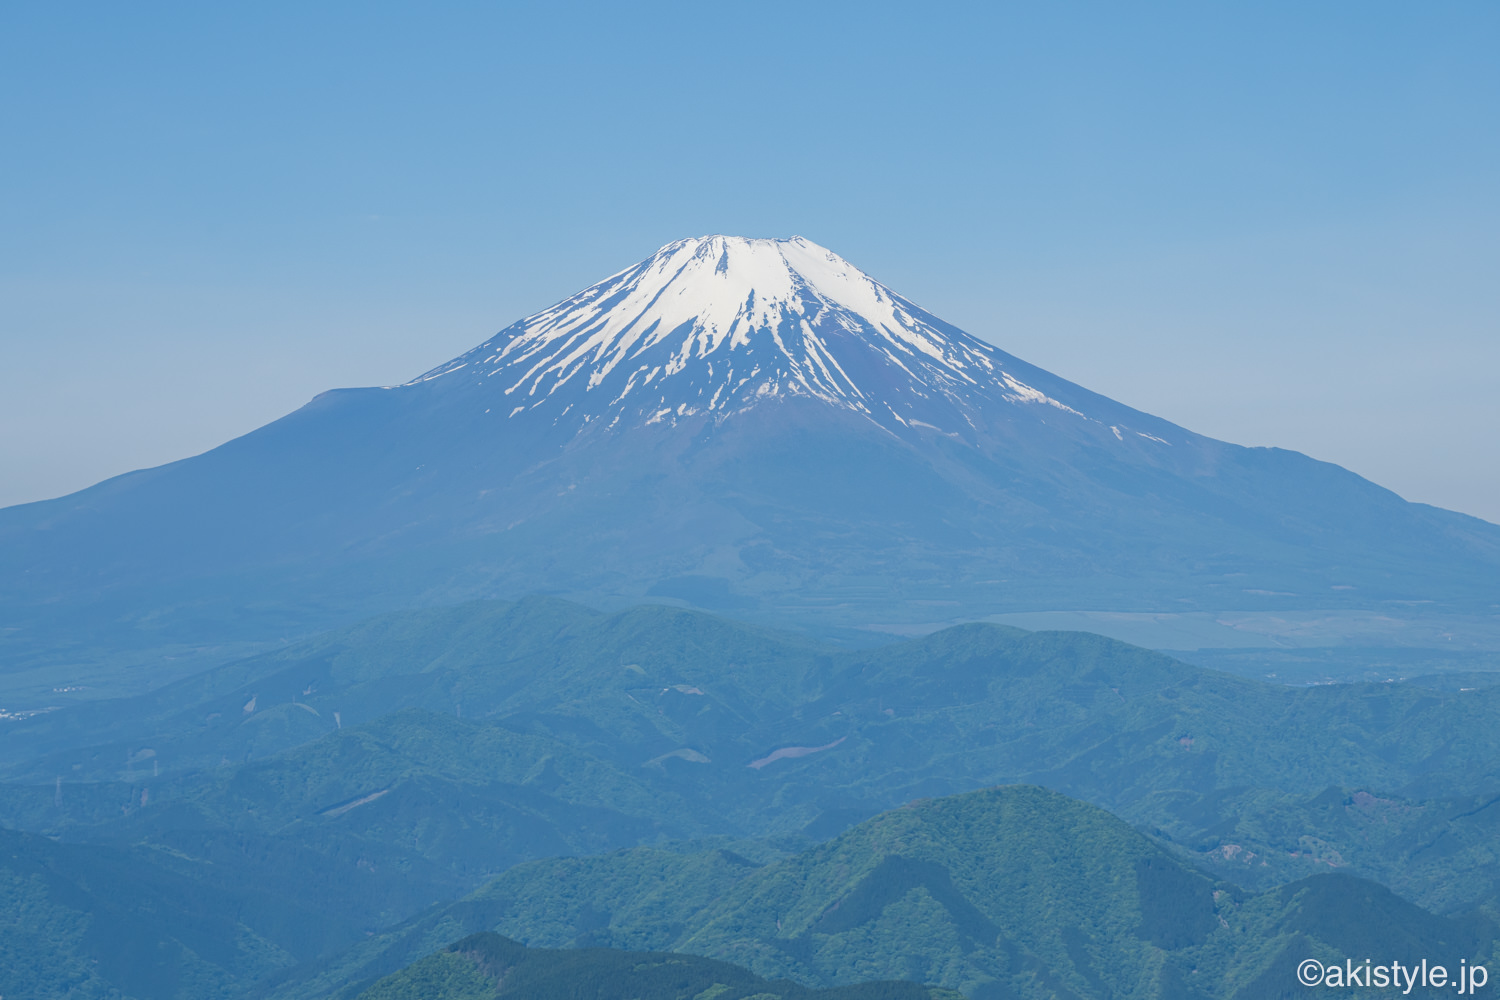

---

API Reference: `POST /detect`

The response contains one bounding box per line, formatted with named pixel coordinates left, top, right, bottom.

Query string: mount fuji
left=416, top=235, right=1077, bottom=436
left=3, top=236, right=1498, bottom=675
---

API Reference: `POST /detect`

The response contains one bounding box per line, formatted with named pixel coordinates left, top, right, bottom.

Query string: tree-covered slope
left=6, top=598, right=1500, bottom=937
left=0, top=825, right=318, bottom=1000
left=11, top=599, right=1500, bottom=824
left=0, top=596, right=828, bottom=781
left=0, top=707, right=698, bottom=946
left=299, top=787, right=1499, bottom=1000
left=357, top=932, right=955, bottom=1000
left=5, top=600, right=1500, bottom=999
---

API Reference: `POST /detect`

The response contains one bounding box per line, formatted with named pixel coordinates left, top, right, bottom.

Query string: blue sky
left=3, top=2, right=1497, bottom=520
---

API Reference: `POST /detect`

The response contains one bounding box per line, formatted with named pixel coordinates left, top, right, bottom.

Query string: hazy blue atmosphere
left=2, top=1, right=1497, bottom=521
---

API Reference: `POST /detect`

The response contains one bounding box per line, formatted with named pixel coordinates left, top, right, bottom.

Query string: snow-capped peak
left=407, top=235, right=1083, bottom=434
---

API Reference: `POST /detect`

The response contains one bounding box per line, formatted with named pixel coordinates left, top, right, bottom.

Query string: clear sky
left=3, top=2, right=1497, bottom=521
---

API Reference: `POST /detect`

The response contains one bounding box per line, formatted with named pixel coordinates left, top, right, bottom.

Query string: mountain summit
left=411, top=235, right=1095, bottom=440
left=2, top=236, right=1497, bottom=677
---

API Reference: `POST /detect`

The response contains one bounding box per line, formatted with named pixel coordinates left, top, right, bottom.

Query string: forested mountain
left=356, top=933, right=952, bottom=1000
left=299, top=787, right=1498, bottom=1000
left=3, top=600, right=1499, bottom=999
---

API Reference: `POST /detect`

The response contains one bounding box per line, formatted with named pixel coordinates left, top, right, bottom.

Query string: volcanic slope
left=3, top=236, right=1498, bottom=676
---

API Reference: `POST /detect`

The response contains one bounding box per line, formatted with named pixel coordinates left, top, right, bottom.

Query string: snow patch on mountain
left=406, top=235, right=1119, bottom=438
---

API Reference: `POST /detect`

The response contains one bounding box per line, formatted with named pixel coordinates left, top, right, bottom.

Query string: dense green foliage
left=2, top=598, right=1499, bottom=999
left=358, top=932, right=953, bottom=1000
left=0, top=825, right=301, bottom=1000
left=329, top=789, right=1499, bottom=1000
left=356, top=950, right=496, bottom=1000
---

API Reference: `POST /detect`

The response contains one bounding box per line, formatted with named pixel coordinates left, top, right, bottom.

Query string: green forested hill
left=10, top=601, right=1500, bottom=846
left=0, top=597, right=830, bottom=783
left=3, top=599, right=1500, bottom=999
left=356, top=933, right=956, bottom=1000
left=310, top=787, right=1498, bottom=1000
left=13, top=598, right=1500, bottom=813
left=0, top=824, right=312, bottom=1000
left=1, top=708, right=702, bottom=951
